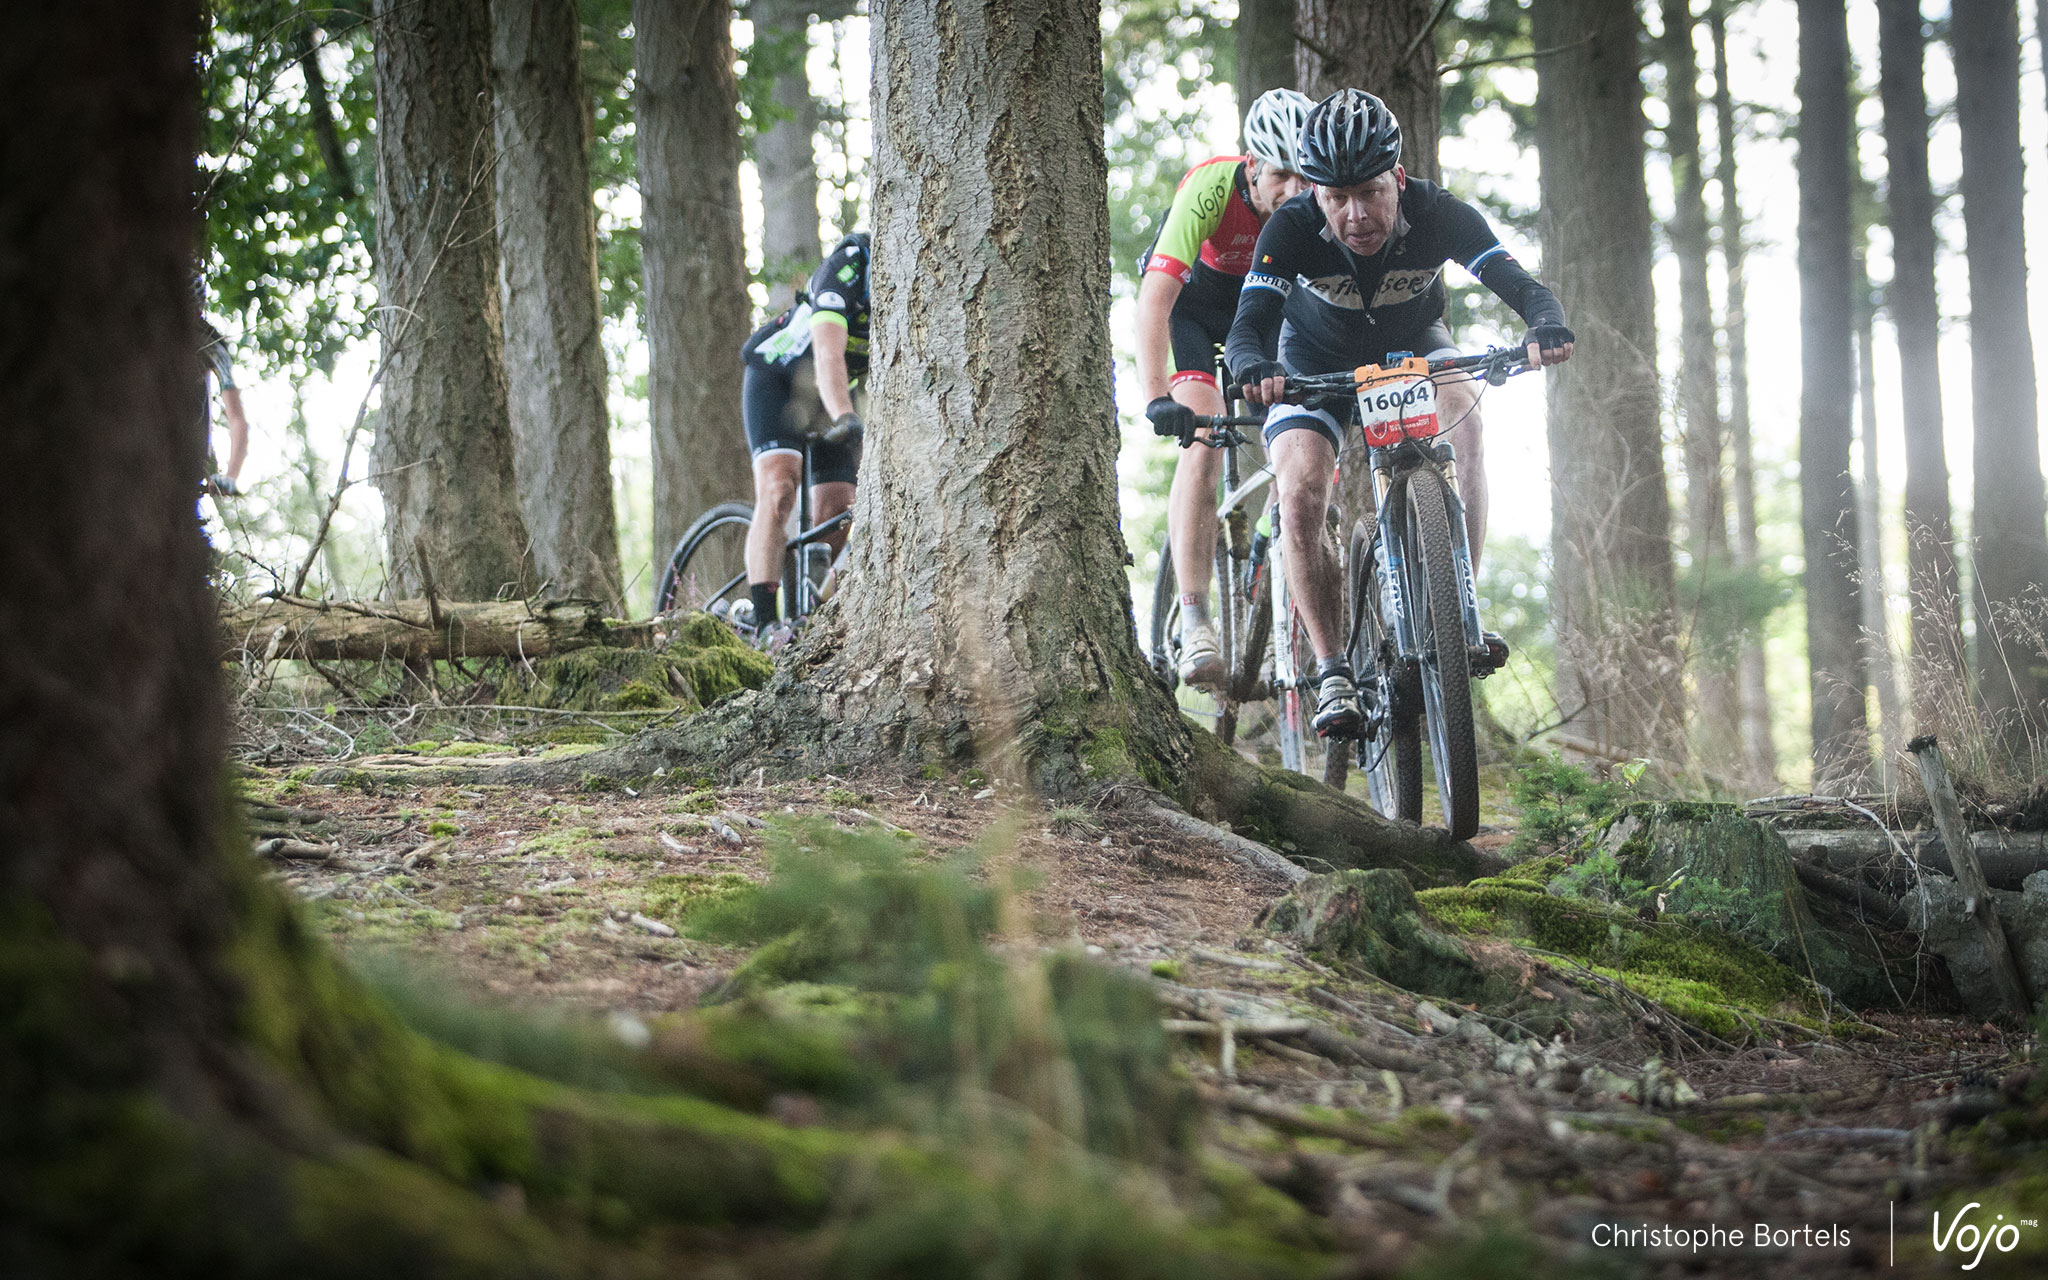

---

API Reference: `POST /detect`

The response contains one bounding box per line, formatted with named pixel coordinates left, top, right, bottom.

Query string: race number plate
left=1356, top=372, right=1440, bottom=447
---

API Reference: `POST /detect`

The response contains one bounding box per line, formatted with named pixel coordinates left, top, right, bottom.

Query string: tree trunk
left=1953, top=0, right=2048, bottom=753
left=1664, top=0, right=1739, bottom=772
left=1236, top=0, right=1299, bottom=127
left=1532, top=0, right=1686, bottom=762
left=637, top=0, right=753, bottom=610
left=787, top=0, right=1182, bottom=790
left=1294, top=0, right=1440, bottom=182
left=1711, top=0, right=1776, bottom=786
left=754, top=0, right=824, bottom=309
left=1797, top=0, right=1869, bottom=788
left=369, top=0, right=534, bottom=600
left=1877, top=0, right=1968, bottom=738
left=1855, top=259, right=1905, bottom=787
left=492, top=0, right=624, bottom=610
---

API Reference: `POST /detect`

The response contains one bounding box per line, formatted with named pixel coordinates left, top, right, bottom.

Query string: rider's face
left=1248, top=162, right=1310, bottom=217
left=1315, top=167, right=1405, bottom=255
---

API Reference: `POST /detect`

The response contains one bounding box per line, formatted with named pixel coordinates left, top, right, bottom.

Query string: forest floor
left=237, top=754, right=2041, bottom=1279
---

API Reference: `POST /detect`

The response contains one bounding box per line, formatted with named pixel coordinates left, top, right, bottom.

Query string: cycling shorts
left=1166, top=273, right=1244, bottom=391
left=1262, top=321, right=1460, bottom=452
left=741, top=356, right=861, bottom=486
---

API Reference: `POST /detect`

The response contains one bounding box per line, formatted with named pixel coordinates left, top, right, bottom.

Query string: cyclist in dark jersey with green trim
left=1226, top=90, right=1574, bottom=738
left=736, top=231, right=870, bottom=642
left=1138, top=88, right=1313, bottom=689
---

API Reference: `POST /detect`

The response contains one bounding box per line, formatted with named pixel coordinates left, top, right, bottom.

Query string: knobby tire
left=656, top=501, right=755, bottom=616
left=1403, top=468, right=1479, bottom=840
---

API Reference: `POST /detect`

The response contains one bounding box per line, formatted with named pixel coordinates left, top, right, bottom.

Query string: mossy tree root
left=8, top=851, right=1316, bottom=1278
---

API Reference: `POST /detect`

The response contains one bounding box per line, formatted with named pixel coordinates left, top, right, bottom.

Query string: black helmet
left=1296, top=89, right=1402, bottom=187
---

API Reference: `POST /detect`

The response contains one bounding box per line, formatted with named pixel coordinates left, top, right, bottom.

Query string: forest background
left=199, top=0, right=2048, bottom=790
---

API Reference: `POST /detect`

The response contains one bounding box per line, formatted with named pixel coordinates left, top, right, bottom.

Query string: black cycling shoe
left=1311, top=668, right=1364, bottom=739
left=1475, top=630, right=1510, bottom=674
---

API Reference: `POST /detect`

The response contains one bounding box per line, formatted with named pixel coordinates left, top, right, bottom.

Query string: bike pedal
left=1471, top=632, right=1510, bottom=676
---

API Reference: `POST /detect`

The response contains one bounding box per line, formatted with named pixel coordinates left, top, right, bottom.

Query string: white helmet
left=1242, top=88, right=1314, bottom=172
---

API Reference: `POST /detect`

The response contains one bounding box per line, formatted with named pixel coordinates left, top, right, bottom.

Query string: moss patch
left=639, top=873, right=755, bottom=924
left=1416, top=882, right=1827, bottom=1039
left=500, top=617, right=770, bottom=713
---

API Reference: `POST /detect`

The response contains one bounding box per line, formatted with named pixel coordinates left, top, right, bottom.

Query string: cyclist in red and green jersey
left=1139, top=88, right=1313, bottom=689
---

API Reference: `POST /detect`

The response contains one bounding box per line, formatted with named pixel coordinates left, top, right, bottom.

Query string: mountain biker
left=1225, top=89, right=1576, bottom=738
left=199, top=317, right=251, bottom=495
left=737, top=230, right=870, bottom=645
left=1140, top=88, right=1313, bottom=690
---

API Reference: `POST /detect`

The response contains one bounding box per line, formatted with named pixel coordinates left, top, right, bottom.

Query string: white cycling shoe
left=1312, top=668, right=1364, bottom=739
left=1178, top=619, right=1226, bottom=688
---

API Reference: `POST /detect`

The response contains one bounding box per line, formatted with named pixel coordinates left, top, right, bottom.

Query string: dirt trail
left=246, top=767, right=2037, bottom=1277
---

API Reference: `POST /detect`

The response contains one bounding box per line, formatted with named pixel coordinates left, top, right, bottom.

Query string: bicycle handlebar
left=1175, top=415, right=1262, bottom=449
left=1280, top=345, right=1535, bottom=406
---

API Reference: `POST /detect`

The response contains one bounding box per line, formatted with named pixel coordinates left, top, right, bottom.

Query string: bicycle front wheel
left=655, top=501, right=754, bottom=616
left=1347, top=521, right=1421, bottom=822
left=1402, top=468, right=1479, bottom=839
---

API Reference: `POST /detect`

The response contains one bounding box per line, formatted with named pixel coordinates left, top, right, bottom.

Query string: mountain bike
left=1149, top=413, right=1351, bottom=788
left=1281, top=347, right=1533, bottom=840
left=653, top=440, right=853, bottom=634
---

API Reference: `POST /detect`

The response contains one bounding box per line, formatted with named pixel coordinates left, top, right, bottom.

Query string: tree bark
left=1877, top=0, right=1968, bottom=739
left=1952, top=0, right=2048, bottom=752
left=369, top=0, right=534, bottom=600
left=753, top=0, right=825, bottom=309
left=1236, top=0, right=1299, bottom=128
left=784, top=0, right=1181, bottom=790
left=1664, top=0, right=1739, bottom=771
left=1711, top=0, right=1776, bottom=786
left=1532, top=0, right=1686, bottom=762
left=637, top=0, right=753, bottom=609
left=1294, top=0, right=1440, bottom=182
left=1797, top=0, right=1869, bottom=788
left=492, top=0, right=624, bottom=610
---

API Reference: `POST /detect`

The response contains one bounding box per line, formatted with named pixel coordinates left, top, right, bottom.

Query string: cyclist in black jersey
left=737, top=231, right=870, bottom=641
left=1224, top=90, right=1575, bottom=737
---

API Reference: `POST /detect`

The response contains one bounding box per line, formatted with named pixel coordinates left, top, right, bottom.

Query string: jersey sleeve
left=804, top=242, right=865, bottom=329
left=1223, top=202, right=1305, bottom=377
left=1433, top=191, right=1568, bottom=329
left=1144, top=159, right=1238, bottom=281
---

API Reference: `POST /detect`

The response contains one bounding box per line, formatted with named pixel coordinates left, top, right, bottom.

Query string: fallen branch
left=221, top=595, right=658, bottom=663
left=1199, top=1084, right=1398, bottom=1149
left=1778, top=828, right=2048, bottom=890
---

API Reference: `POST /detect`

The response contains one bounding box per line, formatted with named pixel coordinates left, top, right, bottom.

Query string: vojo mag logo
left=1927, top=1202, right=2036, bottom=1269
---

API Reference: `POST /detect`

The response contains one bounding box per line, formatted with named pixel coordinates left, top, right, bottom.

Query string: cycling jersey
left=1143, top=157, right=1266, bottom=386
left=745, top=233, right=871, bottom=372
left=1224, top=178, right=1566, bottom=378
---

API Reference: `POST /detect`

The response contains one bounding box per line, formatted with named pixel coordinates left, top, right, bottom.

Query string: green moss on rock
left=1417, top=882, right=1827, bottom=1039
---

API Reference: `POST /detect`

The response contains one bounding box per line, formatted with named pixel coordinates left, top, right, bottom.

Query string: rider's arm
left=220, top=386, right=249, bottom=482
left=1134, top=271, right=1185, bottom=402
left=1223, top=198, right=1305, bottom=395
left=1136, top=160, right=1232, bottom=400
left=808, top=316, right=856, bottom=419
left=1436, top=192, right=1568, bottom=331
